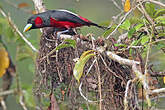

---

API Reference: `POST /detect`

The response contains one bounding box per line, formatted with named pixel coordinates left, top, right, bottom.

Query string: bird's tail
left=90, top=23, right=110, bottom=30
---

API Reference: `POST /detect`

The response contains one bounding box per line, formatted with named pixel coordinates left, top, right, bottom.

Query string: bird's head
left=23, top=15, right=44, bottom=32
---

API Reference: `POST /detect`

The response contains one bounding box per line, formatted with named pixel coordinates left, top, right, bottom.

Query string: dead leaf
left=0, top=48, right=9, bottom=77
left=124, top=0, right=131, bottom=12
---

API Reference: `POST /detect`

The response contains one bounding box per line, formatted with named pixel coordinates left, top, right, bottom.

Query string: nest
left=35, top=28, right=138, bottom=110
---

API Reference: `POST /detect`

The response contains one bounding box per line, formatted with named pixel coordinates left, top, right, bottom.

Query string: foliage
left=73, top=50, right=95, bottom=82
left=56, top=39, right=76, bottom=50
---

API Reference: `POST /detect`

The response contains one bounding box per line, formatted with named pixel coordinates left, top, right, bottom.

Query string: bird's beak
left=23, top=24, right=32, bottom=32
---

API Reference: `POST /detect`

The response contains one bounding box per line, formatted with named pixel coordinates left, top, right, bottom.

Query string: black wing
left=49, top=10, right=90, bottom=25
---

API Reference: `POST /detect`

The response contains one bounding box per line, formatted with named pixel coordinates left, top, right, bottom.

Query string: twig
left=110, top=0, right=123, bottom=11
left=117, top=32, right=128, bottom=43
left=151, top=39, right=165, bottom=44
left=0, top=89, right=15, bottom=96
left=0, top=8, right=38, bottom=52
left=19, top=92, right=28, bottom=110
left=100, top=54, right=124, bottom=80
left=106, top=0, right=147, bottom=39
left=0, top=100, right=7, bottom=110
left=106, top=10, right=131, bottom=39
left=138, top=2, right=154, bottom=25
left=146, top=0, right=165, bottom=8
left=91, top=36, right=102, bottom=110
left=137, top=3, right=154, bottom=75
left=79, top=83, right=99, bottom=103
left=106, top=51, right=140, bottom=65
left=132, top=64, right=151, bottom=107
left=151, top=88, right=165, bottom=94
left=124, top=80, right=132, bottom=110
left=78, top=59, right=96, bottom=102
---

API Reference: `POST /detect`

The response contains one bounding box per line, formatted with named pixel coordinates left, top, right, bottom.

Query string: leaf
left=154, top=9, right=165, bottom=18
left=135, top=24, right=144, bottom=31
left=141, top=35, right=149, bottom=45
left=0, top=47, right=9, bottom=77
left=124, top=0, right=131, bottom=12
left=73, top=50, right=95, bottom=82
left=56, top=44, right=73, bottom=50
left=145, top=3, right=155, bottom=18
left=80, top=50, right=95, bottom=59
left=114, top=43, right=127, bottom=47
left=64, top=39, right=76, bottom=48
left=103, top=25, right=116, bottom=37
left=128, top=28, right=136, bottom=38
left=157, top=33, right=165, bottom=38
left=18, top=3, right=29, bottom=8
left=56, top=39, right=76, bottom=50
left=156, top=43, right=165, bottom=49
left=155, top=16, right=165, bottom=25
left=119, top=19, right=131, bottom=30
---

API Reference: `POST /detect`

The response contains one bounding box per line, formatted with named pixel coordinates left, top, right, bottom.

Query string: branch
left=124, top=80, right=132, bottom=110
left=32, top=0, right=46, bottom=13
left=106, top=51, right=140, bottom=65
left=19, top=92, right=28, bottom=110
left=0, top=89, right=15, bottom=97
left=0, top=100, right=7, bottom=110
left=92, top=36, right=102, bottom=110
left=151, top=88, right=165, bottom=94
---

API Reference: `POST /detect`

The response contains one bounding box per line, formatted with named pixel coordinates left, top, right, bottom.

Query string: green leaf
left=128, top=28, right=136, bottom=38
left=141, top=35, right=149, bottom=45
left=145, top=3, right=155, bottom=18
left=56, top=44, right=73, bottom=50
left=135, top=24, right=144, bottom=31
left=73, top=50, right=95, bottom=82
left=154, top=9, right=165, bottom=18
left=56, top=39, right=76, bottom=50
left=155, top=16, right=165, bottom=24
left=114, top=43, right=127, bottom=47
left=80, top=50, right=95, bottom=59
left=103, top=25, right=116, bottom=37
left=64, top=39, right=76, bottom=48
left=156, top=42, right=165, bottom=49
left=130, top=39, right=140, bottom=46
left=157, top=33, right=165, bottom=38
left=119, top=19, right=131, bottom=30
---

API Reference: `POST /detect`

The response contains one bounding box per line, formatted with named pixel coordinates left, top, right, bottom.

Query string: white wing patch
left=57, top=9, right=79, bottom=17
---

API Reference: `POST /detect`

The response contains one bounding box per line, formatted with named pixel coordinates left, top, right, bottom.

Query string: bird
left=23, top=9, right=108, bottom=38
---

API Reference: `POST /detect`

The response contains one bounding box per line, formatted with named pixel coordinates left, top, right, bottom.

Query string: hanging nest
left=35, top=27, right=139, bottom=110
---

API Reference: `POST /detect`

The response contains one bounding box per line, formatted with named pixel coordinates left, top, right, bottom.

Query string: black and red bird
left=24, top=9, right=107, bottom=37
